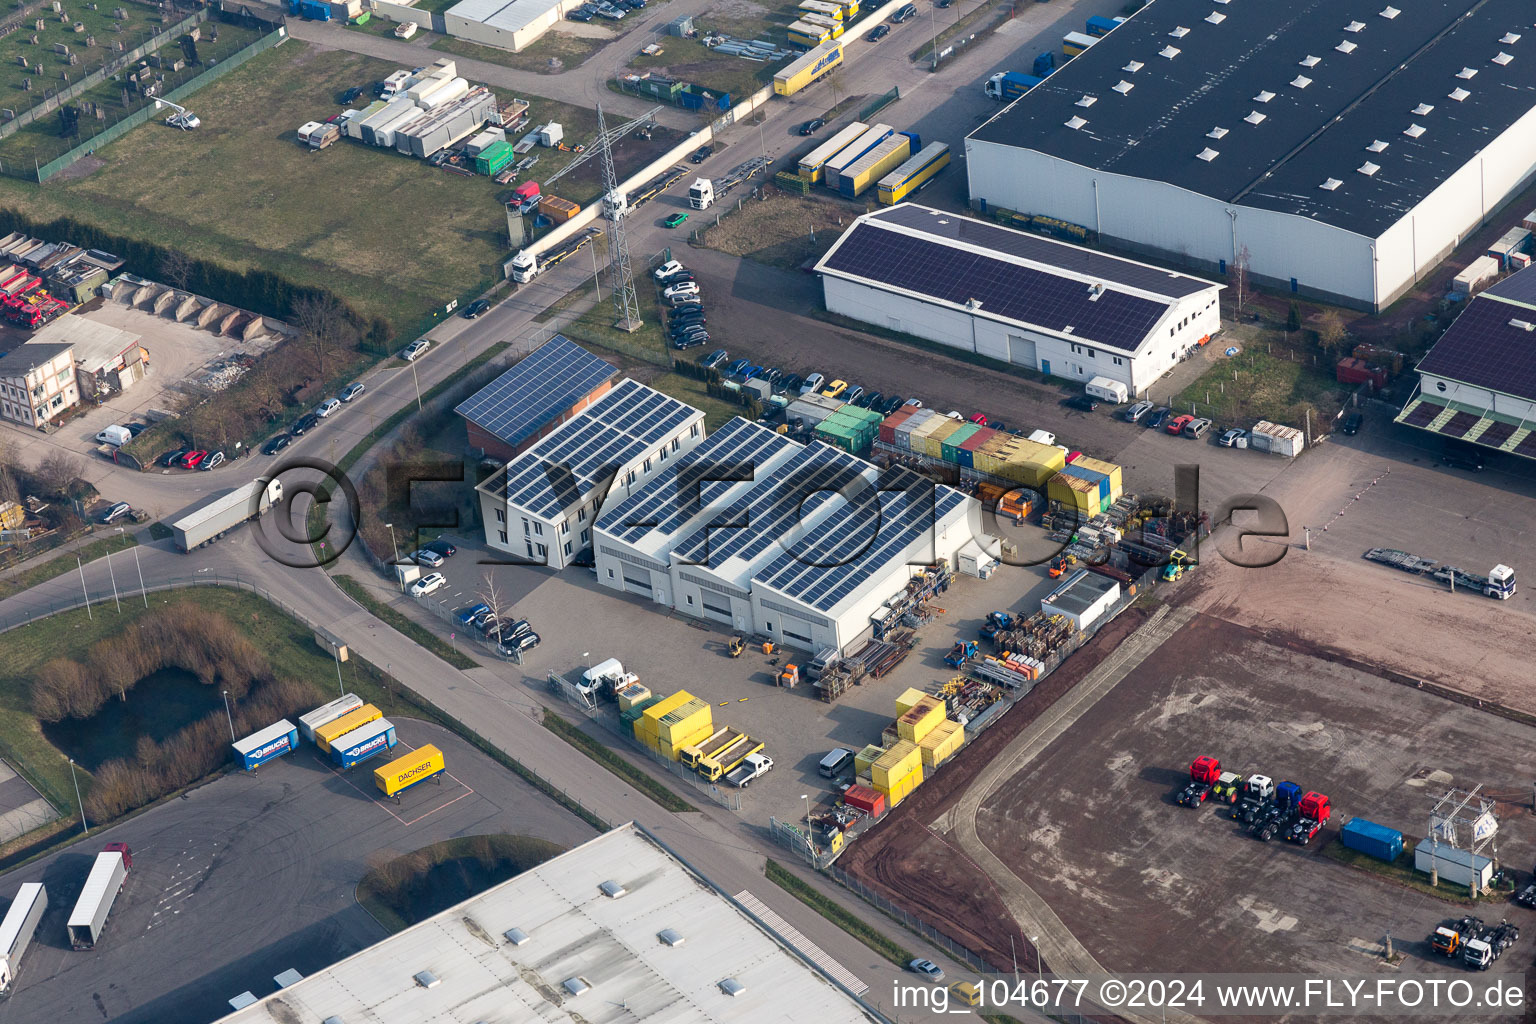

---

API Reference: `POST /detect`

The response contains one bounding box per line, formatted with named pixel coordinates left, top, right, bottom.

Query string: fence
left=22, top=15, right=287, bottom=182
left=858, top=86, right=899, bottom=120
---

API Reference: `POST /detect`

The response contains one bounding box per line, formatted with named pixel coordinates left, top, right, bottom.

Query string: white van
left=1028, top=429, right=1056, bottom=446
left=95, top=425, right=131, bottom=447
left=1085, top=376, right=1129, bottom=404
left=819, top=748, right=854, bottom=777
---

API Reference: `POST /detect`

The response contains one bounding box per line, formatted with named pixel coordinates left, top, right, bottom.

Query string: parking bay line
left=311, top=744, right=478, bottom=828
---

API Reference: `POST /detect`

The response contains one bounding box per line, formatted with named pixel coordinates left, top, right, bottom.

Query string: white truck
left=726, top=752, right=773, bottom=788
left=508, top=227, right=603, bottom=283
left=170, top=478, right=284, bottom=552
left=0, top=882, right=47, bottom=993
left=67, top=845, right=131, bottom=950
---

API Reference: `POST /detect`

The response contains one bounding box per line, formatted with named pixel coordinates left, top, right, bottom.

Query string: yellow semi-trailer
left=375, top=745, right=446, bottom=798
left=837, top=133, right=911, bottom=198
left=774, top=40, right=843, bottom=95
left=876, top=141, right=951, bottom=204
left=798, top=120, right=868, bottom=182
left=314, top=704, right=382, bottom=753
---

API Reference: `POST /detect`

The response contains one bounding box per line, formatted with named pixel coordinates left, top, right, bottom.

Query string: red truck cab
left=103, top=841, right=133, bottom=870
left=1190, top=756, right=1221, bottom=785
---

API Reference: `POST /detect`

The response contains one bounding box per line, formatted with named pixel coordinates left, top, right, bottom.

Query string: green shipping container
left=940, top=423, right=981, bottom=463
left=473, top=140, right=514, bottom=175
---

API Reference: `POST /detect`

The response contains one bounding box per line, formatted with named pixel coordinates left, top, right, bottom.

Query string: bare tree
left=35, top=452, right=84, bottom=498
left=0, top=467, right=19, bottom=505
left=1233, top=243, right=1251, bottom=314
left=290, top=294, right=355, bottom=380
left=477, top=569, right=518, bottom=637
left=159, top=248, right=194, bottom=293
left=1314, top=310, right=1349, bottom=356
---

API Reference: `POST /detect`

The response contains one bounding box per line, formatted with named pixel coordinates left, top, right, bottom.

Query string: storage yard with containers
left=779, top=122, right=945, bottom=202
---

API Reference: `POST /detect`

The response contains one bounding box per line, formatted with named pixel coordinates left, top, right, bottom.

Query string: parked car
left=402, top=339, right=430, bottom=361
left=880, top=394, right=905, bottom=413
left=844, top=385, right=866, bottom=405
left=1442, top=442, right=1486, bottom=472
left=761, top=368, right=784, bottom=385
left=200, top=450, right=225, bottom=471
left=340, top=85, right=364, bottom=103
left=1123, top=400, right=1154, bottom=423
left=703, top=348, right=729, bottom=369
left=316, top=398, right=341, bottom=418
left=892, top=3, right=917, bottom=20
left=340, top=382, right=366, bottom=402
left=729, top=358, right=752, bottom=376
left=904, top=398, right=923, bottom=407
left=661, top=269, right=697, bottom=287
left=412, top=548, right=445, bottom=568
left=663, top=281, right=700, bottom=300
left=654, top=259, right=684, bottom=280
left=743, top=364, right=764, bottom=380
left=462, top=299, right=491, bottom=319
left=990, top=420, right=1008, bottom=433
left=456, top=602, right=491, bottom=625
left=409, top=572, right=447, bottom=596
left=935, top=0, right=952, bottom=7
left=1063, top=395, right=1099, bottom=412
left=178, top=449, right=208, bottom=468
left=99, top=502, right=132, bottom=524
left=261, top=434, right=293, bottom=456
left=1217, top=428, right=1249, bottom=448
left=663, top=212, right=690, bottom=229
left=969, top=413, right=988, bottom=425
left=292, top=412, right=320, bottom=436
left=1166, top=414, right=1195, bottom=435
left=690, top=144, right=714, bottom=164
left=860, top=390, right=884, bottom=410
left=1341, top=411, right=1362, bottom=435
left=908, top=959, right=944, bottom=982
left=566, top=6, right=592, bottom=19
left=800, top=372, right=825, bottom=395
left=799, top=118, right=826, bottom=136
left=869, top=22, right=889, bottom=39
left=159, top=447, right=191, bottom=467
left=782, top=373, right=805, bottom=393
left=1183, top=416, right=1212, bottom=439
left=125, top=421, right=148, bottom=437
left=499, top=629, right=541, bottom=655
left=424, top=539, right=458, bottom=559
left=822, top=379, right=848, bottom=398
left=595, top=2, right=625, bottom=17
left=944, top=410, right=964, bottom=421
left=1144, top=406, right=1172, bottom=430
left=673, top=333, right=709, bottom=349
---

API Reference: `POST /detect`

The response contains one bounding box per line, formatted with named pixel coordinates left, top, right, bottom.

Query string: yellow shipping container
left=642, top=690, right=693, bottom=723
left=915, top=419, right=961, bottom=459
left=616, top=681, right=652, bottom=712
left=315, top=704, right=381, bottom=752
left=874, top=760, right=924, bottom=808
left=656, top=699, right=712, bottom=743
left=658, top=720, right=717, bottom=760
left=374, top=744, right=445, bottom=797
left=918, top=719, right=964, bottom=769
left=855, top=743, right=885, bottom=780
left=896, top=696, right=945, bottom=743
left=871, top=739, right=921, bottom=790
left=894, top=688, right=928, bottom=717
left=1048, top=472, right=1101, bottom=514
left=1071, top=455, right=1124, bottom=503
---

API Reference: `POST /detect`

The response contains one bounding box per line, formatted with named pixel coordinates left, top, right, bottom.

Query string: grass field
left=1173, top=330, right=1346, bottom=429
left=431, top=27, right=614, bottom=74
left=0, top=530, right=137, bottom=603
left=0, top=43, right=507, bottom=331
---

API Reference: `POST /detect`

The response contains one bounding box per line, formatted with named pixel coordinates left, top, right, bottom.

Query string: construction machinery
left=943, top=641, right=978, bottom=668
left=728, top=635, right=746, bottom=658
left=1161, top=549, right=1195, bottom=581
left=1363, top=548, right=1517, bottom=599
left=1048, top=554, right=1077, bottom=578
left=978, top=611, right=1013, bottom=644
left=2, top=289, right=68, bottom=328
left=155, top=98, right=201, bottom=130
left=1177, top=756, right=1221, bottom=807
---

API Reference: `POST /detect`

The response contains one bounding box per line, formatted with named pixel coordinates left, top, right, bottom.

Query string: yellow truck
left=699, top=734, right=764, bottom=781
left=680, top=727, right=745, bottom=770
left=374, top=744, right=445, bottom=800
left=314, top=704, right=381, bottom=753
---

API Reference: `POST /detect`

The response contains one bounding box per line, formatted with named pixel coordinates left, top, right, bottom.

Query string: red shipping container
left=960, top=426, right=997, bottom=452
left=1336, top=357, right=1386, bottom=390
left=843, top=784, right=886, bottom=816
left=878, top=407, right=915, bottom=446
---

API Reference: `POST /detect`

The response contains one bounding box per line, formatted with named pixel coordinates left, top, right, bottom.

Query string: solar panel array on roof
left=455, top=335, right=616, bottom=449
left=873, top=205, right=1213, bottom=298
left=1479, top=420, right=1517, bottom=448
left=597, top=419, right=796, bottom=546
left=1513, top=433, right=1536, bottom=460
left=499, top=379, right=698, bottom=519
left=1401, top=400, right=1444, bottom=428
left=1415, top=296, right=1536, bottom=402
left=1440, top=410, right=1480, bottom=438
left=753, top=467, right=968, bottom=613
left=821, top=221, right=1170, bottom=351
left=1480, top=265, right=1536, bottom=307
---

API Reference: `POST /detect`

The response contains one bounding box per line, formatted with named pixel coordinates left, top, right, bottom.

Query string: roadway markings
left=145, top=838, right=219, bottom=930
left=310, top=740, right=477, bottom=828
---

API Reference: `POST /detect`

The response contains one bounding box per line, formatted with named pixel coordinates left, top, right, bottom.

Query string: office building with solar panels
left=594, top=418, right=978, bottom=653
left=477, top=379, right=705, bottom=569
left=455, top=335, right=618, bottom=461
left=965, top=0, right=1536, bottom=311
left=1396, top=265, right=1536, bottom=459
left=814, top=204, right=1222, bottom=397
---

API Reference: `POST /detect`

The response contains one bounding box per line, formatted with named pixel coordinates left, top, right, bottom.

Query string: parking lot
left=975, top=610, right=1536, bottom=999
left=1, top=718, right=593, bottom=1024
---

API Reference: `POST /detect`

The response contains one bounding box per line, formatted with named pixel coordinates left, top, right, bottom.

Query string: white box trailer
left=1085, top=375, right=1128, bottom=404
left=171, top=478, right=283, bottom=552
left=67, top=848, right=130, bottom=950
left=0, top=882, right=47, bottom=993
left=298, top=693, right=363, bottom=743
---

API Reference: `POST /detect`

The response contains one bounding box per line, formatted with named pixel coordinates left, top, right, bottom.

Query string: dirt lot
left=701, top=190, right=863, bottom=270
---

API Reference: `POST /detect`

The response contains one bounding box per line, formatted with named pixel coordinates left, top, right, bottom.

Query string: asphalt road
left=0, top=719, right=592, bottom=1024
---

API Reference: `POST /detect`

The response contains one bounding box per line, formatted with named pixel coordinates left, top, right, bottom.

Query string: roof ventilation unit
left=1501, top=32, right=1521, bottom=45
left=1413, top=102, right=1434, bottom=115
left=563, top=978, right=591, bottom=997
left=1448, top=87, right=1471, bottom=101
left=1493, top=52, right=1513, bottom=65
left=1379, top=5, right=1399, bottom=18
left=1123, top=60, right=1144, bottom=72
left=1169, top=25, right=1189, bottom=37
left=1207, top=126, right=1229, bottom=138
left=1344, top=20, right=1366, bottom=32
left=1358, top=161, right=1380, bottom=176
left=1087, top=283, right=1105, bottom=300
left=1065, top=115, right=1089, bottom=130
left=658, top=928, right=686, bottom=947
left=1244, top=110, right=1267, bottom=125
left=1456, top=66, right=1478, bottom=79
left=1075, top=95, right=1098, bottom=107
left=503, top=928, right=531, bottom=946
left=598, top=880, right=627, bottom=899
left=1366, top=139, right=1388, bottom=152
left=1404, top=123, right=1426, bottom=137
left=1299, top=55, right=1321, bottom=67
left=1290, top=75, right=1312, bottom=88
left=414, top=971, right=441, bottom=990
left=719, top=979, right=747, bottom=997
left=1113, top=80, right=1134, bottom=94
left=1336, top=40, right=1357, bottom=54
left=1320, top=178, right=1343, bottom=191
left=1196, top=148, right=1219, bottom=162
left=1205, top=11, right=1225, bottom=24
left=1510, top=319, right=1536, bottom=332
left=1159, top=45, right=1181, bottom=59
left=1253, top=90, right=1275, bottom=103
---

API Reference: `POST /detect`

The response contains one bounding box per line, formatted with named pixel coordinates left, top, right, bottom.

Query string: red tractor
left=1177, top=756, right=1221, bottom=807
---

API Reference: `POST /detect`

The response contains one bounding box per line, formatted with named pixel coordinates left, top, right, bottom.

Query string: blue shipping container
left=1340, top=817, right=1404, bottom=862
left=331, top=719, right=397, bottom=769
left=232, top=719, right=299, bottom=770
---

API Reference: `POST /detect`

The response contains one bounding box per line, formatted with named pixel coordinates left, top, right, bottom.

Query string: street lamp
left=802, top=793, right=813, bottom=864
left=222, top=690, right=235, bottom=741
left=385, top=523, right=403, bottom=591
left=1030, top=935, right=1040, bottom=981
left=105, top=540, right=121, bottom=614
left=69, top=758, right=88, bottom=835
left=120, top=527, right=148, bottom=608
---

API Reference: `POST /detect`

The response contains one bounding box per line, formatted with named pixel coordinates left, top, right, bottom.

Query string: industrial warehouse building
left=477, top=379, right=704, bottom=569
left=1396, top=265, right=1536, bottom=462
left=443, top=0, right=583, bottom=52
left=456, top=334, right=617, bottom=461
left=966, top=0, right=1536, bottom=311
left=815, top=204, right=1223, bottom=397
left=594, top=417, right=979, bottom=654
left=215, top=824, right=880, bottom=1024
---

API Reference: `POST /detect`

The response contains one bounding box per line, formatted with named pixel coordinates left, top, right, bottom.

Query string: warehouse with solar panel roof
left=965, top=0, right=1536, bottom=311
left=455, top=334, right=618, bottom=461
left=592, top=417, right=981, bottom=653
left=813, top=203, right=1222, bottom=397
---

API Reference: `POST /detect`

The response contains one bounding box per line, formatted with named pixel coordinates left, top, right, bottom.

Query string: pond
left=41, top=667, right=226, bottom=771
